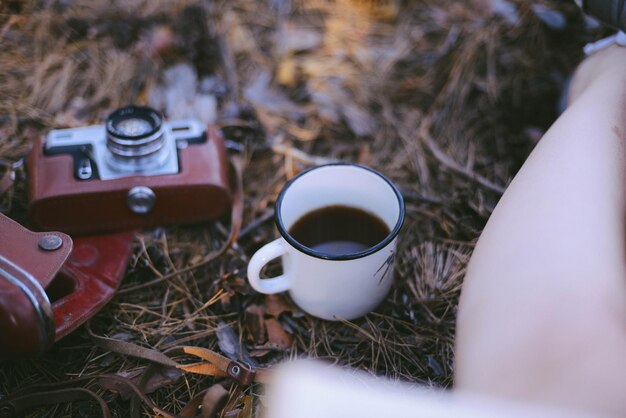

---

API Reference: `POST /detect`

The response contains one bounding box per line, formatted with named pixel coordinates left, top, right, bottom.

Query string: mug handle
left=247, top=239, right=291, bottom=294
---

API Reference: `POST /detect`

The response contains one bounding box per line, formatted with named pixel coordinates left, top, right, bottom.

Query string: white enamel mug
left=247, top=163, right=405, bottom=320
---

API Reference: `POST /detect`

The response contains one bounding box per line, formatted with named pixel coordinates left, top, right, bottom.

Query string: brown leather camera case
left=0, top=213, right=71, bottom=356
left=27, top=125, right=231, bottom=235
left=0, top=213, right=134, bottom=357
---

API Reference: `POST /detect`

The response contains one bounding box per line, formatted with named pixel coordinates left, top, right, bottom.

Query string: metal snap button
left=38, top=235, right=63, bottom=251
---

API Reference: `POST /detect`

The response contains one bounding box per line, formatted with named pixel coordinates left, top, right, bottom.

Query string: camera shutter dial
left=127, top=186, right=156, bottom=214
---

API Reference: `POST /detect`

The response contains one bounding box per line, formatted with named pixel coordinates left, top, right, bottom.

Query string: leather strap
left=87, top=325, right=178, bottom=367
left=87, top=325, right=271, bottom=386
left=0, top=373, right=182, bottom=418
left=0, top=387, right=111, bottom=418
left=0, top=327, right=272, bottom=418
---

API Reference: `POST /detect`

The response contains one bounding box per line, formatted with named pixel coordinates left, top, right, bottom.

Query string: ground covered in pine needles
left=0, top=0, right=600, bottom=416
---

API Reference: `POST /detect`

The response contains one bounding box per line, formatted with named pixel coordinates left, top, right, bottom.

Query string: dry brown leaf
left=219, top=291, right=233, bottom=312
left=244, top=304, right=266, bottom=344
left=357, top=143, right=373, bottom=165
left=201, top=384, right=229, bottom=418
left=277, top=57, right=297, bottom=87
left=265, top=318, right=292, bottom=350
left=135, top=24, right=175, bottom=59
left=249, top=349, right=272, bottom=358
left=244, top=72, right=305, bottom=117
left=223, top=409, right=241, bottom=418
left=189, top=253, right=203, bottom=265
left=265, top=294, right=293, bottom=318
left=216, top=322, right=241, bottom=360
left=99, top=367, right=183, bottom=400
left=277, top=24, right=322, bottom=55
left=255, top=108, right=281, bottom=135
left=224, top=11, right=257, bottom=54
left=237, top=395, right=253, bottom=418
left=285, top=120, right=321, bottom=142
left=340, top=102, right=373, bottom=137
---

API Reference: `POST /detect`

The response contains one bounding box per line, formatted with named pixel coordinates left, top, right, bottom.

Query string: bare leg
left=454, top=46, right=626, bottom=417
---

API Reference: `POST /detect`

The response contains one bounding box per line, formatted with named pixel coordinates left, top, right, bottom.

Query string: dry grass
left=0, top=0, right=595, bottom=416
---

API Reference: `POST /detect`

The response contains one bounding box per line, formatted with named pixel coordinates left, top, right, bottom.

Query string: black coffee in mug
left=288, top=205, right=390, bottom=255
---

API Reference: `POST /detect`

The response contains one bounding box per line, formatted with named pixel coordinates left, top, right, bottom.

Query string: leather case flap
left=0, top=213, right=72, bottom=288
left=0, top=213, right=72, bottom=355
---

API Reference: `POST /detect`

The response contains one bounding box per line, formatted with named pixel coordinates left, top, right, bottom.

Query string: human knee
left=455, top=295, right=625, bottom=390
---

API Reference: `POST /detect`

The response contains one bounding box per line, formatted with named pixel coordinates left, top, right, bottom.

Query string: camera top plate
left=44, top=119, right=206, bottom=180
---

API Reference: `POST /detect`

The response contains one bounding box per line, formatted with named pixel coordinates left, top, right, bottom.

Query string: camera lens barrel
left=582, top=0, right=626, bottom=31
left=106, top=106, right=169, bottom=171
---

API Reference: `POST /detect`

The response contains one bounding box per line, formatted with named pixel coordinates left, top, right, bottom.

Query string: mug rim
left=275, top=163, right=405, bottom=261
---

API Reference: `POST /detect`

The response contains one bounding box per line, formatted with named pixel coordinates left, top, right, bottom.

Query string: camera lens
left=106, top=105, right=162, bottom=146
left=106, top=106, right=169, bottom=172
left=582, top=0, right=626, bottom=31
left=115, top=118, right=153, bottom=137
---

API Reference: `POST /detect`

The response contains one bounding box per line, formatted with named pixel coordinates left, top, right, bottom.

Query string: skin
left=454, top=45, right=626, bottom=417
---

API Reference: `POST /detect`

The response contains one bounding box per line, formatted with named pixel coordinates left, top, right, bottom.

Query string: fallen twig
left=419, top=126, right=506, bottom=195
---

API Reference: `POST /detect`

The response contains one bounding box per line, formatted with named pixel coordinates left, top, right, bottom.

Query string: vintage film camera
left=27, top=106, right=231, bottom=235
